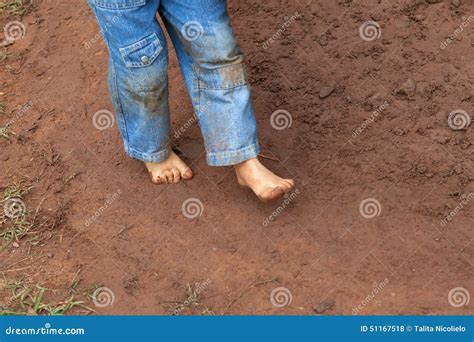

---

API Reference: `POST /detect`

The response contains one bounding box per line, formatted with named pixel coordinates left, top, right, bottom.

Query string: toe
left=152, top=175, right=163, bottom=185
left=259, top=186, right=285, bottom=202
left=181, top=168, right=193, bottom=180
left=163, top=170, right=173, bottom=184
left=282, top=179, right=295, bottom=191
left=171, top=168, right=181, bottom=183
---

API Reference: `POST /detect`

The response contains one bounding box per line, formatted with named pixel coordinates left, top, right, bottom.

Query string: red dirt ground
left=0, top=0, right=473, bottom=315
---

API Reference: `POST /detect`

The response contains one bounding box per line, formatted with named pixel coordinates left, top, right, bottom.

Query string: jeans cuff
left=206, top=142, right=260, bottom=166
left=126, top=145, right=170, bottom=163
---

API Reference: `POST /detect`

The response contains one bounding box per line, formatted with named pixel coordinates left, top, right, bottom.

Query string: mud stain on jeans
left=125, top=80, right=169, bottom=116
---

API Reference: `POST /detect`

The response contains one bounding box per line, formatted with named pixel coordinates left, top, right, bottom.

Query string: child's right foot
left=145, top=151, right=193, bottom=184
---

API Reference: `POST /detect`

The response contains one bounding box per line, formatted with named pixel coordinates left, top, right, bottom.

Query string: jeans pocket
left=91, top=0, right=146, bottom=9
left=119, top=33, right=163, bottom=68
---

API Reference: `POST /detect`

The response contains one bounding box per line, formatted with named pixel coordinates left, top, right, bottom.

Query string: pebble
left=318, top=35, right=328, bottom=46
left=398, top=78, right=416, bottom=97
left=319, top=84, right=336, bottom=99
left=313, top=298, right=335, bottom=314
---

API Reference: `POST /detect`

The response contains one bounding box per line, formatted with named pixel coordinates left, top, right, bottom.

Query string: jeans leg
left=159, top=0, right=260, bottom=166
left=88, top=0, right=171, bottom=163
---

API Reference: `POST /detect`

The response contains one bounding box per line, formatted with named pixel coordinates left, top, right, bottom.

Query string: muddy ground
left=0, top=0, right=473, bottom=315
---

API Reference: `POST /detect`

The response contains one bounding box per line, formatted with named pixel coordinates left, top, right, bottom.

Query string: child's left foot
left=235, top=158, right=295, bottom=201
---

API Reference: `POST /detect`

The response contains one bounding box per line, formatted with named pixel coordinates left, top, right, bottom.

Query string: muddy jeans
left=87, top=0, right=259, bottom=166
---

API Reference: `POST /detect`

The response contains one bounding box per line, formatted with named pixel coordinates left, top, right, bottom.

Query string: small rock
left=393, top=127, right=408, bottom=136
left=413, top=14, right=425, bottom=21
left=0, top=155, right=9, bottom=162
left=313, top=298, right=335, bottom=314
left=318, top=35, right=328, bottom=46
left=452, top=0, right=460, bottom=7
left=319, top=84, right=336, bottom=99
left=12, top=242, right=20, bottom=248
left=397, top=79, right=416, bottom=97
left=453, top=164, right=463, bottom=175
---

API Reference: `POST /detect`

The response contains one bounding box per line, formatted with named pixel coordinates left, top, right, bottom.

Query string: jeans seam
left=111, top=59, right=131, bottom=147
left=206, top=142, right=260, bottom=166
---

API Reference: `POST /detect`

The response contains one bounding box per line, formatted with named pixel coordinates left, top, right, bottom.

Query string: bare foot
left=235, top=158, right=294, bottom=201
left=145, top=151, right=193, bottom=184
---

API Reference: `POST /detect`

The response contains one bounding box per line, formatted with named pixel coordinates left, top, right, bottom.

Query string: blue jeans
left=87, top=0, right=260, bottom=166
